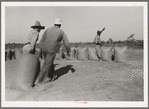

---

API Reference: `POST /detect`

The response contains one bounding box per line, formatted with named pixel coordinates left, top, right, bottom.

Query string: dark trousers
left=35, top=53, right=56, bottom=84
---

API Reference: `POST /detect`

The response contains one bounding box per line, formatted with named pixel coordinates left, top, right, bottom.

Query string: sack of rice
left=101, top=47, right=112, bottom=61
left=10, top=54, right=40, bottom=91
left=15, top=47, right=22, bottom=59
left=114, top=46, right=127, bottom=62
left=95, top=45, right=102, bottom=59
left=88, top=47, right=99, bottom=61
left=65, top=47, right=76, bottom=60
left=76, top=47, right=88, bottom=61
left=55, top=47, right=63, bottom=60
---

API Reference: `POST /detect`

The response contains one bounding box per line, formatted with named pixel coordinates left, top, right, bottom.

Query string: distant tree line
left=5, top=39, right=143, bottom=49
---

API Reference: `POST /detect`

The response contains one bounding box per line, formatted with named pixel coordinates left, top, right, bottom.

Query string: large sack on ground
left=114, top=46, right=127, bottom=62
left=55, top=47, right=63, bottom=60
left=14, top=47, right=22, bottom=59
left=65, top=47, right=76, bottom=60
left=88, top=47, right=99, bottom=61
left=10, top=54, right=40, bottom=91
left=76, top=47, right=88, bottom=61
left=101, top=47, right=112, bottom=61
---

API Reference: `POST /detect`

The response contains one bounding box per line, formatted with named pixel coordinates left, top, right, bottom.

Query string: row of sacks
left=6, top=46, right=127, bottom=62
left=5, top=47, right=42, bottom=61
left=50, top=46, right=128, bottom=62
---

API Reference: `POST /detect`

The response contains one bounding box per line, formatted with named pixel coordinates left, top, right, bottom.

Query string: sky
left=5, top=5, right=143, bottom=43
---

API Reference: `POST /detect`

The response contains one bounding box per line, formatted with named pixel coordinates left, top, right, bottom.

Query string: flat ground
left=5, top=49, right=143, bottom=101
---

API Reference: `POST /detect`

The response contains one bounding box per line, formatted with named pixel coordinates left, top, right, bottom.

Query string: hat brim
left=31, top=26, right=45, bottom=29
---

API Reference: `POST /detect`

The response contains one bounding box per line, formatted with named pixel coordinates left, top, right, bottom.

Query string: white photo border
left=1, top=1, right=148, bottom=108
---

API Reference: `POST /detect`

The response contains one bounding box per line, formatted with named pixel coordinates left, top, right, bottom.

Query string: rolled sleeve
left=62, top=32, right=71, bottom=53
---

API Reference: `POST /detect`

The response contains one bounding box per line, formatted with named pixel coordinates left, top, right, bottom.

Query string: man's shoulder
left=46, top=27, right=53, bottom=30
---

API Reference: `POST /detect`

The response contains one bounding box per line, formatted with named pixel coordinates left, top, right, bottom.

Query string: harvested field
left=5, top=49, right=143, bottom=101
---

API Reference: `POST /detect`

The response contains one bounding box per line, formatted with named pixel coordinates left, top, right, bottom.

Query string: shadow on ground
left=54, top=65, right=75, bottom=80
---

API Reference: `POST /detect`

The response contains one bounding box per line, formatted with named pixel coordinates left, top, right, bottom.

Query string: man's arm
left=62, top=32, right=71, bottom=55
left=101, top=27, right=105, bottom=33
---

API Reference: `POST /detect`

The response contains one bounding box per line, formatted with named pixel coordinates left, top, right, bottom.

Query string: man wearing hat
left=34, top=18, right=71, bottom=86
left=22, top=21, right=45, bottom=54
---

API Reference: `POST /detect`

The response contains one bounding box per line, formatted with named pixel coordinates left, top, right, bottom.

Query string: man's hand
left=102, top=27, right=105, bottom=31
left=29, top=48, right=36, bottom=54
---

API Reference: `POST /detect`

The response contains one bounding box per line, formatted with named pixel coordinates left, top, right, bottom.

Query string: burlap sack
left=76, top=47, right=88, bottom=61
left=101, top=47, right=112, bottom=61
left=14, top=47, right=22, bottom=59
left=10, top=54, right=40, bottom=91
left=114, top=46, right=127, bottom=62
left=88, top=47, right=99, bottom=61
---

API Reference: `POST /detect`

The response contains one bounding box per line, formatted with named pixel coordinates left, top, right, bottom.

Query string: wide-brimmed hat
left=54, top=18, right=62, bottom=25
left=31, top=21, right=45, bottom=29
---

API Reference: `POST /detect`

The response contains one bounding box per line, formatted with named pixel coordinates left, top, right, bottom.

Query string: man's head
left=34, top=28, right=41, bottom=32
left=54, top=18, right=62, bottom=28
left=97, top=30, right=101, bottom=36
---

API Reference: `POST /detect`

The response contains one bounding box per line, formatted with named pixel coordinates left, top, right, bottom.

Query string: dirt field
left=5, top=49, right=143, bottom=101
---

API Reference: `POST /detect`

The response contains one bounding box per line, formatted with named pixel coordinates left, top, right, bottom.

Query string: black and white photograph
left=1, top=1, right=148, bottom=108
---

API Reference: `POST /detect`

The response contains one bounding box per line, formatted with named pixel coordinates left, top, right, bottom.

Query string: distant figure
left=34, top=18, right=71, bottom=87
left=107, top=38, right=113, bottom=44
left=22, top=21, right=45, bottom=54
left=94, top=27, right=105, bottom=59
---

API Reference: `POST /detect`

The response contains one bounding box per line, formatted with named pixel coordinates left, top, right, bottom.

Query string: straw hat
left=31, top=21, right=45, bottom=29
left=54, top=18, right=62, bottom=24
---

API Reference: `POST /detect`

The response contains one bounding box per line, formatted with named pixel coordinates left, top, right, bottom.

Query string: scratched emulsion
left=5, top=49, right=143, bottom=101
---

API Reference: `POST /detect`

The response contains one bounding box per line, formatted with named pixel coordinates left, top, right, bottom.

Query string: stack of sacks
left=76, top=47, right=89, bottom=61
left=101, top=47, right=113, bottom=61
left=114, top=46, right=127, bottom=62
left=14, top=47, right=22, bottom=59
left=65, top=47, right=76, bottom=60
left=10, top=54, right=40, bottom=91
left=55, top=47, right=63, bottom=60
left=88, top=47, right=99, bottom=61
